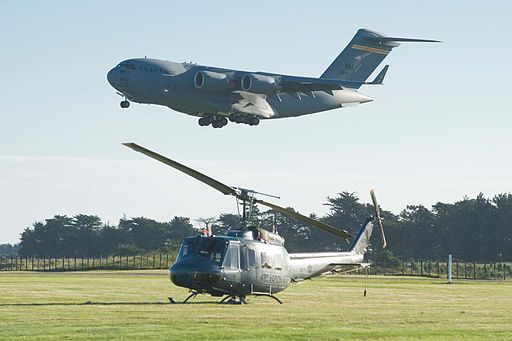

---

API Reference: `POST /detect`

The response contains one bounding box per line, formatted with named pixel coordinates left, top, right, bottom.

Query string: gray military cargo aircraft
left=107, top=29, right=438, bottom=128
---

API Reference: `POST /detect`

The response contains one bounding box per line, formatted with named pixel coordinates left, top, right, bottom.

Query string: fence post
left=504, top=263, right=507, bottom=280
left=420, top=261, right=423, bottom=277
left=166, top=254, right=169, bottom=268
left=473, top=262, right=476, bottom=279
left=447, top=255, right=452, bottom=283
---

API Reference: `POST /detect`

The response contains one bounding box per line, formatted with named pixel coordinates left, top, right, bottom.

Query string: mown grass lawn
left=0, top=271, right=511, bottom=340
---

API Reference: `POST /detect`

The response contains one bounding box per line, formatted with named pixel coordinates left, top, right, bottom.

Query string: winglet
left=368, top=65, right=389, bottom=85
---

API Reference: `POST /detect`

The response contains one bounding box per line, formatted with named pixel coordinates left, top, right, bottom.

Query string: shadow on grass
left=0, top=300, right=222, bottom=306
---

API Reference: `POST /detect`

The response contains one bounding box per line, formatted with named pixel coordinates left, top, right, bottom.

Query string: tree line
left=4, top=192, right=512, bottom=262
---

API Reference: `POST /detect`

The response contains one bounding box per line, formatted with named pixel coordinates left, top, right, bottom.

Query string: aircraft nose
left=107, top=68, right=118, bottom=88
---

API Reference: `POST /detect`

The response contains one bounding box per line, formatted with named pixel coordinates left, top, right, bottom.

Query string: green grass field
left=1, top=271, right=511, bottom=340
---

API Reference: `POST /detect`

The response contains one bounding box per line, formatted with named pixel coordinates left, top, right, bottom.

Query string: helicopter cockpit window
left=176, top=238, right=228, bottom=266
left=176, top=238, right=197, bottom=261
left=197, top=239, right=229, bottom=265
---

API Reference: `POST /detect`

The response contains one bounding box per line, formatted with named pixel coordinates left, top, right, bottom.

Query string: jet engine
left=194, top=71, right=231, bottom=91
left=241, top=74, right=280, bottom=94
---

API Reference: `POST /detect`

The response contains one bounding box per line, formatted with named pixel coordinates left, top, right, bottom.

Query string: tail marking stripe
left=351, top=44, right=390, bottom=55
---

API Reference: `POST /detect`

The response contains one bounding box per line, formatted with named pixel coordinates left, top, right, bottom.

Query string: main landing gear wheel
left=212, top=117, right=228, bottom=129
left=228, top=114, right=260, bottom=126
left=198, top=117, right=208, bottom=126
left=248, top=116, right=259, bottom=126
left=198, top=115, right=228, bottom=128
left=120, top=100, right=130, bottom=108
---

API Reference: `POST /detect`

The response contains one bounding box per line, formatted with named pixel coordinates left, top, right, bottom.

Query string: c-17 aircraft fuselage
left=107, top=29, right=438, bottom=128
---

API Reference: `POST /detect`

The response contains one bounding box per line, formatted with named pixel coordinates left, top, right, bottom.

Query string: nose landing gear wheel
left=120, top=100, right=130, bottom=108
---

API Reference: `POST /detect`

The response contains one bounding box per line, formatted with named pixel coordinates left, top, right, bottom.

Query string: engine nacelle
left=241, top=74, right=280, bottom=94
left=194, top=71, right=231, bottom=91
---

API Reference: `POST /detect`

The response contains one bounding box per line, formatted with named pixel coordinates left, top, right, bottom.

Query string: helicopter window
left=197, top=239, right=228, bottom=265
left=223, top=243, right=240, bottom=269
left=176, top=238, right=228, bottom=266
left=273, top=253, right=283, bottom=271
left=176, top=239, right=196, bottom=260
left=261, top=252, right=272, bottom=269
left=247, top=248, right=257, bottom=268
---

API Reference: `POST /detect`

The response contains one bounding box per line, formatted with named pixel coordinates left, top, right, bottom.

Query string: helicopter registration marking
left=260, top=273, right=281, bottom=283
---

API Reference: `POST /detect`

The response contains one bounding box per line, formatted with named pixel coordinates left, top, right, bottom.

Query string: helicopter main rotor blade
left=255, top=199, right=353, bottom=240
left=123, top=143, right=237, bottom=196
left=370, top=189, right=387, bottom=248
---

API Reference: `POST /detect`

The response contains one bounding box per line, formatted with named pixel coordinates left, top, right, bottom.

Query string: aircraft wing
left=256, top=73, right=384, bottom=94
left=276, top=74, right=345, bottom=93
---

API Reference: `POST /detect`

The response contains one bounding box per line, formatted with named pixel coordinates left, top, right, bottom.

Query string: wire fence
left=0, top=254, right=176, bottom=272
left=362, top=259, right=511, bottom=280
left=1, top=255, right=510, bottom=280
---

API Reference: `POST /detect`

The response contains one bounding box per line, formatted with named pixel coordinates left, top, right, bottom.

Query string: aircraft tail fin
left=321, top=29, right=439, bottom=88
left=349, top=218, right=374, bottom=255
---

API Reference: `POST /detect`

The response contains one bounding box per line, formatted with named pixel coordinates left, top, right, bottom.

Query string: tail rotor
left=370, top=189, right=386, bottom=248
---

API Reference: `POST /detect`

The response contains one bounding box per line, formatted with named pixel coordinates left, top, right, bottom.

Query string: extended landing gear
left=198, top=114, right=260, bottom=128
left=253, top=293, right=283, bottom=304
left=219, top=295, right=247, bottom=305
left=120, top=100, right=130, bottom=108
left=229, top=114, right=260, bottom=126
left=198, top=115, right=228, bottom=128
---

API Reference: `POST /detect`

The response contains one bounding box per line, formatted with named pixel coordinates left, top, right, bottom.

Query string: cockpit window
left=119, top=63, right=136, bottom=70
left=176, top=238, right=229, bottom=266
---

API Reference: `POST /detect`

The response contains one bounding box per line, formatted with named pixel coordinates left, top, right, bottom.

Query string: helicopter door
left=222, top=242, right=241, bottom=290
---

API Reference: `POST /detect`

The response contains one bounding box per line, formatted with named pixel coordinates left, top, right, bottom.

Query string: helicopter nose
left=170, top=261, right=221, bottom=288
left=107, top=68, right=118, bottom=88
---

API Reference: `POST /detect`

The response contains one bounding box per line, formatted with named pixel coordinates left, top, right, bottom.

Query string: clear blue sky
left=1, top=1, right=511, bottom=243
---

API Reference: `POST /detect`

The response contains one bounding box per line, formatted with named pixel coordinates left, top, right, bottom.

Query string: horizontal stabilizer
left=366, top=36, right=441, bottom=44
left=369, top=65, right=389, bottom=85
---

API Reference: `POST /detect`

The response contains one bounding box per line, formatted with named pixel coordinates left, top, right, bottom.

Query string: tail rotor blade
left=370, top=189, right=387, bottom=248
